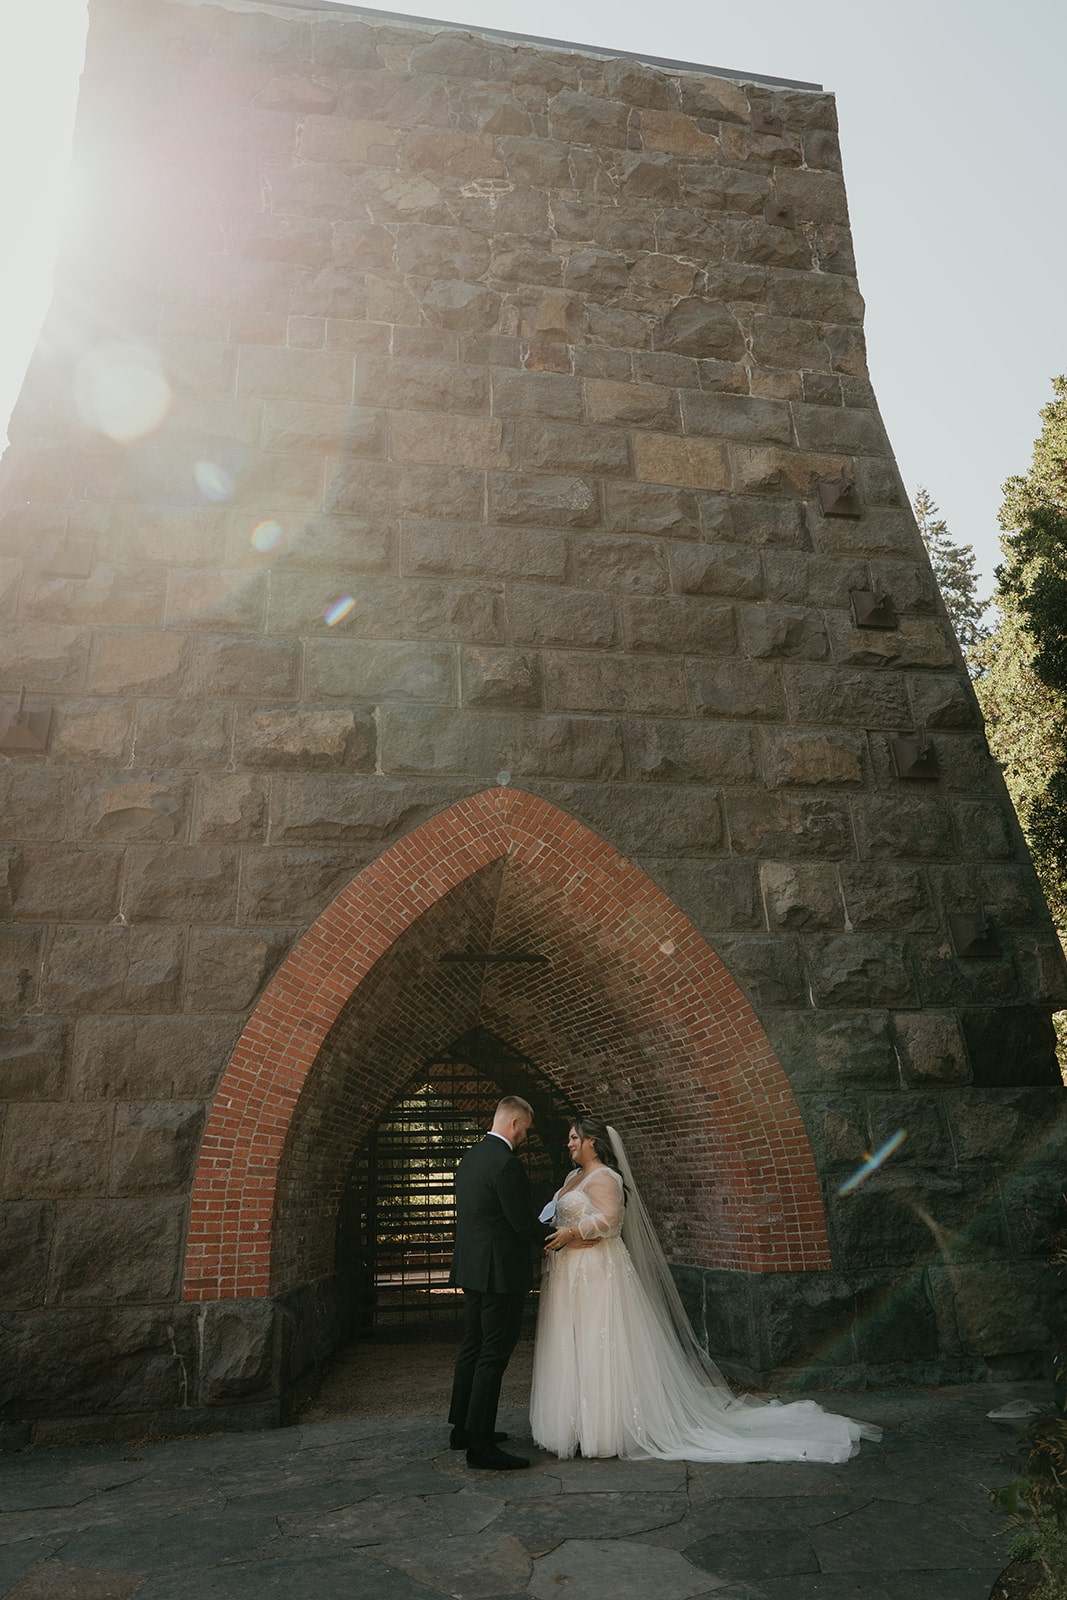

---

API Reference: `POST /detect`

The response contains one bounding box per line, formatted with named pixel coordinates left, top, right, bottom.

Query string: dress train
left=530, top=1161, right=880, bottom=1464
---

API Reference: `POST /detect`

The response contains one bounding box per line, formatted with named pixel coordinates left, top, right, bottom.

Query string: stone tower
left=2, top=0, right=1065, bottom=1444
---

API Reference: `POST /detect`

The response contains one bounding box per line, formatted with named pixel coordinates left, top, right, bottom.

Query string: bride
left=530, top=1116, right=881, bottom=1464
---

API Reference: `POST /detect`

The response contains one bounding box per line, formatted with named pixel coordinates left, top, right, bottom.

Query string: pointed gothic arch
left=182, top=787, right=831, bottom=1302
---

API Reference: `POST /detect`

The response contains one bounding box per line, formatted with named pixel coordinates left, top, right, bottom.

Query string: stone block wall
left=1, top=0, right=1066, bottom=1440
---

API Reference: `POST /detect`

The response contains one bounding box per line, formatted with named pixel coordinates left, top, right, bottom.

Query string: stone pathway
left=0, top=1376, right=1040, bottom=1599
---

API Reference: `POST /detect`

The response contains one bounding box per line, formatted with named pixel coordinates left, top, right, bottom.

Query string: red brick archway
left=183, top=788, right=831, bottom=1301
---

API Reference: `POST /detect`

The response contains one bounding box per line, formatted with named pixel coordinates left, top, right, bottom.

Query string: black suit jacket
left=449, top=1134, right=550, bottom=1294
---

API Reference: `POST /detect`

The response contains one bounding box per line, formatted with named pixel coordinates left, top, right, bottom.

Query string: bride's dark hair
left=570, top=1115, right=626, bottom=1196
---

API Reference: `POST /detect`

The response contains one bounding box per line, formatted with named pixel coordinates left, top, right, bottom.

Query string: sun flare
left=0, top=2, right=89, bottom=447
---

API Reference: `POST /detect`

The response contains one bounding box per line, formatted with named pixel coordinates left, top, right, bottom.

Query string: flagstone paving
left=0, top=1380, right=1044, bottom=1599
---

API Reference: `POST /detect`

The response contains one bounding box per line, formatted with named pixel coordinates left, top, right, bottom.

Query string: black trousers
left=448, top=1288, right=527, bottom=1442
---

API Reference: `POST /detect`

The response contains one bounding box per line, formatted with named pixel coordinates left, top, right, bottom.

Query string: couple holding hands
left=448, top=1097, right=879, bottom=1471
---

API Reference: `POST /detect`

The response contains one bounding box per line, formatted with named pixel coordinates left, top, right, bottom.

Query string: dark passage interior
left=338, top=1027, right=577, bottom=1333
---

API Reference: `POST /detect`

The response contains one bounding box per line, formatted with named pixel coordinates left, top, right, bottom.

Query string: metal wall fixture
left=890, top=731, right=938, bottom=780
left=0, top=685, right=53, bottom=754
left=850, top=588, right=898, bottom=630
left=817, top=478, right=862, bottom=518
left=948, top=907, right=998, bottom=959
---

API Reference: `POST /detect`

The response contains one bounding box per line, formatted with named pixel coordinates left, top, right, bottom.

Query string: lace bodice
left=553, top=1164, right=624, bottom=1240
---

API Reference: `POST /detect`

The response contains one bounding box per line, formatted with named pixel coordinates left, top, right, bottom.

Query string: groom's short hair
left=495, top=1094, right=533, bottom=1119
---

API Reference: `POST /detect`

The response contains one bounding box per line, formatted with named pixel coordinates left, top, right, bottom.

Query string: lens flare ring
left=250, top=520, right=284, bottom=554
left=324, top=595, right=355, bottom=627
left=837, top=1129, right=908, bottom=1196
left=194, top=460, right=234, bottom=503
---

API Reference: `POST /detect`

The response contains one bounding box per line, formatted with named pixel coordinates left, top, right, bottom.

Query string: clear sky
left=1, top=0, right=1064, bottom=599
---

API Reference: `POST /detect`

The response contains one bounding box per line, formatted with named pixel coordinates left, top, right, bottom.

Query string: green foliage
left=998, top=377, right=1067, bottom=691
left=974, top=380, right=1067, bottom=935
left=973, top=617, right=1067, bottom=931
left=991, top=1413, right=1067, bottom=1599
left=993, top=1471, right=1067, bottom=1600
left=1028, top=1413, right=1067, bottom=1481
left=991, top=1202, right=1067, bottom=1599
left=912, top=487, right=988, bottom=658
left=995, top=1477, right=1039, bottom=1520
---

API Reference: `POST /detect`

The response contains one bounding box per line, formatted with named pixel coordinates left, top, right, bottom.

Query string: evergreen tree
left=912, top=487, right=988, bottom=657
left=974, top=616, right=1067, bottom=926
left=974, top=377, right=1067, bottom=928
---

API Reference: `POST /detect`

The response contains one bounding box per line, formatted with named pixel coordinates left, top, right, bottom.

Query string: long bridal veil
left=600, top=1125, right=882, bottom=1461
left=606, top=1126, right=742, bottom=1407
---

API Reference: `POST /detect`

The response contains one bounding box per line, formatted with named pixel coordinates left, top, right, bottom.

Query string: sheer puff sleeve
left=575, top=1167, right=624, bottom=1239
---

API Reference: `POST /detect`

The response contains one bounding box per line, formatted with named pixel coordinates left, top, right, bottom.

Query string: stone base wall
left=1, top=0, right=1067, bottom=1438
left=696, top=1257, right=1066, bottom=1391
left=6, top=1247, right=1065, bottom=1449
left=0, top=1275, right=353, bottom=1448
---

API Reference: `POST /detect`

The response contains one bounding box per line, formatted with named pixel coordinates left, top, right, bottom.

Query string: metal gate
left=340, top=1029, right=576, bottom=1330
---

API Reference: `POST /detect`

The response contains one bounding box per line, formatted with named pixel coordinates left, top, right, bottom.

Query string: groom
left=448, top=1095, right=551, bottom=1470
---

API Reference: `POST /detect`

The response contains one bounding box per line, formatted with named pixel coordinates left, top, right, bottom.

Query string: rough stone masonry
left=1, top=0, right=1065, bottom=1444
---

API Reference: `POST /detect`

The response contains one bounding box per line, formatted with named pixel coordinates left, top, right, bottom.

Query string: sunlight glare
left=73, top=341, right=172, bottom=442
left=0, top=2, right=90, bottom=448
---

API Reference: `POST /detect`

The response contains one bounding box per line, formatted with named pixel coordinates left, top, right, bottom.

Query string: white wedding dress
left=530, top=1154, right=881, bottom=1464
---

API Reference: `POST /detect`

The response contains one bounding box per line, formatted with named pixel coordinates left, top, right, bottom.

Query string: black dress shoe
left=465, top=1443, right=530, bottom=1471
left=449, top=1427, right=507, bottom=1449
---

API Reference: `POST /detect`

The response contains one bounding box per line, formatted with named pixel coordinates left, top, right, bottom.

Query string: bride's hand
left=545, top=1227, right=575, bottom=1252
